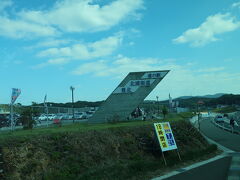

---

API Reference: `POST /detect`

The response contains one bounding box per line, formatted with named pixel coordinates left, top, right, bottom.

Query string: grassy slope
left=1, top=113, right=219, bottom=180
left=0, top=113, right=193, bottom=143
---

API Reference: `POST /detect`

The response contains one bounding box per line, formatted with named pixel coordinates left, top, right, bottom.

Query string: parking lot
left=0, top=107, right=96, bottom=131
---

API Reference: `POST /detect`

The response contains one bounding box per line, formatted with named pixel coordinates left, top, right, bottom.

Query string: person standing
left=143, top=113, right=146, bottom=121
left=230, top=118, right=235, bottom=133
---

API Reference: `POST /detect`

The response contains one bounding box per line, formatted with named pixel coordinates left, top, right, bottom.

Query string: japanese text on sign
left=154, top=122, right=178, bottom=152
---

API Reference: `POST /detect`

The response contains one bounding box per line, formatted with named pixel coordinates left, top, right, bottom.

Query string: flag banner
left=11, top=88, right=21, bottom=104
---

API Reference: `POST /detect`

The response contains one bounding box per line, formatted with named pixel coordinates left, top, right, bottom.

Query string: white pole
left=10, top=103, right=13, bottom=131
left=46, top=104, right=49, bottom=127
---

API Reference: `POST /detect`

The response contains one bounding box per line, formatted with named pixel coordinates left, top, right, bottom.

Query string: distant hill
left=32, top=100, right=104, bottom=108
left=207, top=94, right=240, bottom=106
left=176, top=93, right=225, bottom=100
left=199, top=93, right=226, bottom=99
left=172, top=94, right=240, bottom=108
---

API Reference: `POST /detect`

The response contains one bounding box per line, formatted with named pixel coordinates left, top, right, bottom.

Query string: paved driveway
left=200, top=117, right=240, bottom=152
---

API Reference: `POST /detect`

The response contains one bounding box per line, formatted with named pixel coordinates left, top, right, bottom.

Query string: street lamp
left=70, top=86, right=75, bottom=123
left=156, top=96, right=159, bottom=115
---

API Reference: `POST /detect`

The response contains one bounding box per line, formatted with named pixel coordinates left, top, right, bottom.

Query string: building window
left=146, top=80, right=150, bottom=86
left=121, top=88, right=126, bottom=93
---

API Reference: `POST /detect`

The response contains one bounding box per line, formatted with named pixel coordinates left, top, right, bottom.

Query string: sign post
left=154, top=122, right=180, bottom=165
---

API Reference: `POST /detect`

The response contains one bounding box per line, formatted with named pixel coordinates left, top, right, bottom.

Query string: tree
left=19, top=107, right=39, bottom=129
left=162, top=106, right=168, bottom=119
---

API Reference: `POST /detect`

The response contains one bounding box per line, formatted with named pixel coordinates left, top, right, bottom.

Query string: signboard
left=113, top=79, right=155, bottom=94
left=141, top=71, right=168, bottom=79
left=154, top=122, right=177, bottom=152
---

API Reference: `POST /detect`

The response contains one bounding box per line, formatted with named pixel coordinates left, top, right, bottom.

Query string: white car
left=67, top=114, right=74, bottom=120
left=61, top=114, right=69, bottom=120
left=47, top=114, right=55, bottom=120
left=74, top=112, right=87, bottom=119
left=38, top=114, right=48, bottom=121
left=215, top=115, right=224, bottom=123
left=86, top=111, right=95, bottom=118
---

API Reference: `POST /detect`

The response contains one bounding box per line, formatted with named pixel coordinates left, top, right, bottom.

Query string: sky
left=0, top=0, right=240, bottom=105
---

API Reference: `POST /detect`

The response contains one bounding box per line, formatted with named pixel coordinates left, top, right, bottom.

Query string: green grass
left=1, top=114, right=220, bottom=180
left=0, top=113, right=187, bottom=143
left=213, top=106, right=237, bottom=113
left=178, top=112, right=195, bottom=119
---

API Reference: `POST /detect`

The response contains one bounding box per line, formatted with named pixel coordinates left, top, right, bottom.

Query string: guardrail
left=211, top=120, right=240, bottom=135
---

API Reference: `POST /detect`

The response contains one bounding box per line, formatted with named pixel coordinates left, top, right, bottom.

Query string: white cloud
left=72, top=60, right=109, bottom=76
left=232, top=1, right=240, bottom=8
left=47, top=58, right=70, bottom=65
left=36, top=39, right=72, bottom=48
left=31, top=57, right=70, bottom=69
left=37, top=34, right=123, bottom=63
left=0, top=0, right=143, bottom=39
left=0, top=16, right=58, bottom=39
left=72, top=55, right=166, bottom=77
left=197, top=67, right=225, bottom=73
left=20, top=0, right=144, bottom=33
left=173, top=13, right=240, bottom=47
left=72, top=56, right=240, bottom=99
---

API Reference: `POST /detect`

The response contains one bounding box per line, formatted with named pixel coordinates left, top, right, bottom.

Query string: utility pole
left=197, top=100, right=204, bottom=131
left=70, top=86, right=75, bottom=123
left=156, top=96, right=159, bottom=115
left=197, top=103, right=200, bottom=131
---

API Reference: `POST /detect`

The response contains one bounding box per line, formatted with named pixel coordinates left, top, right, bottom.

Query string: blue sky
left=0, top=0, right=240, bottom=105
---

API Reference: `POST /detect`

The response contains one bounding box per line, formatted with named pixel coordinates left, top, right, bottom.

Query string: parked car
left=74, top=112, right=87, bottom=119
left=86, top=111, right=94, bottom=118
left=67, top=114, right=74, bottom=120
left=0, top=113, right=21, bottom=127
left=61, top=114, right=69, bottom=120
left=38, top=114, right=48, bottom=121
left=215, top=115, right=224, bottom=123
left=47, top=114, right=55, bottom=120
left=0, top=114, right=10, bottom=127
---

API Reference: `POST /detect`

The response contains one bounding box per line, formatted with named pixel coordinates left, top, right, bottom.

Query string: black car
left=0, top=114, right=10, bottom=128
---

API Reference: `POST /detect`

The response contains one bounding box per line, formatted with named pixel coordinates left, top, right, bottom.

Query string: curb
left=198, top=117, right=240, bottom=180
left=190, top=116, right=234, bottom=153
left=152, top=153, right=230, bottom=180
left=152, top=116, right=234, bottom=180
left=227, top=152, right=240, bottom=180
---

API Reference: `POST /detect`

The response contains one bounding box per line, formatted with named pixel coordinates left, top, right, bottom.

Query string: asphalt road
left=160, top=156, right=232, bottom=180
left=201, top=117, right=240, bottom=152
left=154, top=116, right=240, bottom=180
left=215, top=120, right=240, bottom=133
